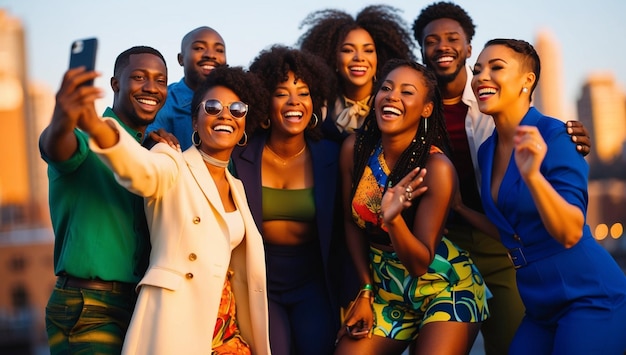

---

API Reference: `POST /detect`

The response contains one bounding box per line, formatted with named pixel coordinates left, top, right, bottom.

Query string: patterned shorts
left=369, top=238, right=489, bottom=341
left=212, top=270, right=251, bottom=355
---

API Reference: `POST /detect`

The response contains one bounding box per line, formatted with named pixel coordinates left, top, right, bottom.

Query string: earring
left=310, top=113, right=319, bottom=129
left=260, top=118, right=271, bottom=129
left=424, top=117, right=428, bottom=134
left=192, top=130, right=201, bottom=147
left=522, top=87, right=528, bottom=93
left=237, top=131, right=248, bottom=146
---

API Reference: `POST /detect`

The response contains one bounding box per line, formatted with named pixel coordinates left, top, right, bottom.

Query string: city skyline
left=1, top=5, right=625, bottom=354
left=1, top=0, right=625, bottom=118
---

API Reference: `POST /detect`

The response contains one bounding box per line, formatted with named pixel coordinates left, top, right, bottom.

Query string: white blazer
left=90, top=119, right=271, bottom=355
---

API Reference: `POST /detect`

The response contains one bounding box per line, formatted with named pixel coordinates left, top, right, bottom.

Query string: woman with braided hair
left=298, top=5, right=415, bottom=143
left=335, top=58, right=489, bottom=354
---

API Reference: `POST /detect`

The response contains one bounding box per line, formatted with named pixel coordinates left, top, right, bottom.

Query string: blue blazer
left=477, top=107, right=626, bottom=324
left=231, top=132, right=350, bottom=309
left=478, top=107, right=589, bottom=254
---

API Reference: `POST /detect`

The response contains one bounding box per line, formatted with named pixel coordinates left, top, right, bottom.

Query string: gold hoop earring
left=192, top=130, right=201, bottom=147
left=237, top=131, right=248, bottom=146
left=260, top=118, right=271, bottom=129
left=310, top=113, right=319, bottom=129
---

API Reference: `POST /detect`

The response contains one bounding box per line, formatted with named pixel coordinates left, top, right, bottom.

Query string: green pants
left=447, top=225, right=525, bottom=355
left=45, top=283, right=136, bottom=354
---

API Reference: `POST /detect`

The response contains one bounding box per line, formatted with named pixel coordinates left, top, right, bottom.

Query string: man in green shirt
left=39, top=46, right=168, bottom=354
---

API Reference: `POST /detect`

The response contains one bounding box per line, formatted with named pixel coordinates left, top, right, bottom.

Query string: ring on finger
left=406, top=191, right=412, bottom=201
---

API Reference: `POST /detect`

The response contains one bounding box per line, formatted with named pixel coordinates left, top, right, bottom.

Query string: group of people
left=40, top=2, right=626, bottom=355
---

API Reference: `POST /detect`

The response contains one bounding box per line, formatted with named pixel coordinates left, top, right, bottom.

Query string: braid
left=351, top=59, right=452, bottom=218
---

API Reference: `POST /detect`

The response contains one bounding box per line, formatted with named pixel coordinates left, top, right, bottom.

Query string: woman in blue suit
left=231, top=45, right=348, bottom=355
left=455, top=38, right=626, bottom=354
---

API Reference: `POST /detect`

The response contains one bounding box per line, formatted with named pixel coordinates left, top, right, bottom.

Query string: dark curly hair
left=297, top=5, right=415, bottom=98
left=351, top=59, right=451, bottom=219
left=483, top=38, right=541, bottom=100
left=191, top=66, right=268, bottom=135
left=412, top=1, right=476, bottom=47
left=248, top=45, right=336, bottom=140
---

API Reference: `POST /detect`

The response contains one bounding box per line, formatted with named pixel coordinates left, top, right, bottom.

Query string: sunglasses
left=199, top=99, right=248, bottom=119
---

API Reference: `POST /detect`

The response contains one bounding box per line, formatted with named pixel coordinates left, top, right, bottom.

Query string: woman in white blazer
left=80, top=66, right=271, bottom=354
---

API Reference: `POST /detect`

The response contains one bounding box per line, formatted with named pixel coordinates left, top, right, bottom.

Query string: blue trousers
left=511, top=237, right=626, bottom=354
left=265, top=242, right=338, bottom=355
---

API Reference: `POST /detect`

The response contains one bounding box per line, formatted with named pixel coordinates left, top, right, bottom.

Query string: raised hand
left=381, top=167, right=428, bottom=225
left=513, top=125, right=546, bottom=180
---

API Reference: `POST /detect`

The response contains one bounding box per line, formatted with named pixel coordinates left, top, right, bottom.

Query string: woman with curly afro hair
left=298, top=5, right=416, bottom=143
left=231, top=45, right=348, bottom=355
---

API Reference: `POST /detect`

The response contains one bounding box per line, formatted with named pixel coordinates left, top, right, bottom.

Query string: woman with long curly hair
left=298, top=5, right=415, bottom=142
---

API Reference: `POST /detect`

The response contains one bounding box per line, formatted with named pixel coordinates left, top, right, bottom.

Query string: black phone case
left=69, top=38, right=98, bottom=85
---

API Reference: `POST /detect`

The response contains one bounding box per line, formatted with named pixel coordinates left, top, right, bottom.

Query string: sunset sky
left=2, top=0, right=624, bottom=116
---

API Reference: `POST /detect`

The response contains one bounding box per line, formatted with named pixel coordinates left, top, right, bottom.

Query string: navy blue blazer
left=231, top=132, right=349, bottom=308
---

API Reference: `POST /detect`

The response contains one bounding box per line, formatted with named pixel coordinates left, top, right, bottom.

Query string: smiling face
left=179, top=28, right=226, bottom=91
left=336, top=27, right=377, bottom=99
left=471, top=44, right=535, bottom=117
left=269, top=71, right=313, bottom=138
left=375, top=65, right=433, bottom=139
left=421, top=18, right=471, bottom=84
left=193, top=86, right=245, bottom=160
left=112, top=53, right=167, bottom=131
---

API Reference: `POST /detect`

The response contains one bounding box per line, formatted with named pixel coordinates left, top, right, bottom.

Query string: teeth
left=214, top=124, right=233, bottom=133
left=350, top=66, right=367, bottom=72
left=382, top=106, right=401, bottom=115
left=137, top=98, right=157, bottom=106
left=284, top=111, right=303, bottom=118
left=201, top=64, right=215, bottom=70
left=437, top=56, right=453, bottom=63
left=478, top=87, right=497, bottom=97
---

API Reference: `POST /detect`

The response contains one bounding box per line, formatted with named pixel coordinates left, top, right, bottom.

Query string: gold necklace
left=265, top=144, right=306, bottom=166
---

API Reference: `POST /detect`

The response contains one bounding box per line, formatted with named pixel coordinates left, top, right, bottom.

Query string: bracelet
left=357, top=290, right=372, bottom=299
left=362, top=283, right=373, bottom=291
left=356, top=289, right=374, bottom=305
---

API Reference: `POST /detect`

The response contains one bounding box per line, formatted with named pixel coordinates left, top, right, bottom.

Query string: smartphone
left=69, top=37, right=98, bottom=86
left=347, top=323, right=370, bottom=337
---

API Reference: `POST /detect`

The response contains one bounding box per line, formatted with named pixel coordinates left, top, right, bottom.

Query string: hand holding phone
left=347, top=321, right=370, bottom=337
left=69, top=37, right=98, bottom=86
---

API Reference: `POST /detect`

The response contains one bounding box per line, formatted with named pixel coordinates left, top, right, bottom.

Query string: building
left=534, top=29, right=566, bottom=121
left=0, top=9, right=31, bottom=228
left=0, top=228, right=55, bottom=354
left=0, top=10, right=55, bottom=354
left=577, top=72, right=626, bottom=167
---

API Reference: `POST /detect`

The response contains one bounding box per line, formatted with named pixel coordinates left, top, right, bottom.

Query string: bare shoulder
left=424, top=151, right=456, bottom=189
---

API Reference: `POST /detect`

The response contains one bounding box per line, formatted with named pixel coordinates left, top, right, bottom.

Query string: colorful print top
left=351, top=143, right=442, bottom=245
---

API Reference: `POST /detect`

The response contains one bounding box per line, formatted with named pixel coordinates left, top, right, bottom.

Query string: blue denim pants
left=45, top=281, right=137, bottom=354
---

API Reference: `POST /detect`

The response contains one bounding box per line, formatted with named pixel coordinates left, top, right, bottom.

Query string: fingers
left=571, top=135, right=591, bottom=157
left=147, top=130, right=181, bottom=151
left=60, top=67, right=100, bottom=93
left=514, top=126, right=546, bottom=153
left=56, top=68, right=103, bottom=118
left=566, top=120, right=590, bottom=137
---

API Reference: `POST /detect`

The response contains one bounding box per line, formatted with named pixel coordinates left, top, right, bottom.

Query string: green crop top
left=262, top=186, right=315, bottom=222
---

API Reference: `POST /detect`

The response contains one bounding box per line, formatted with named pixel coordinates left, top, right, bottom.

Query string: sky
left=2, top=0, right=625, bottom=118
